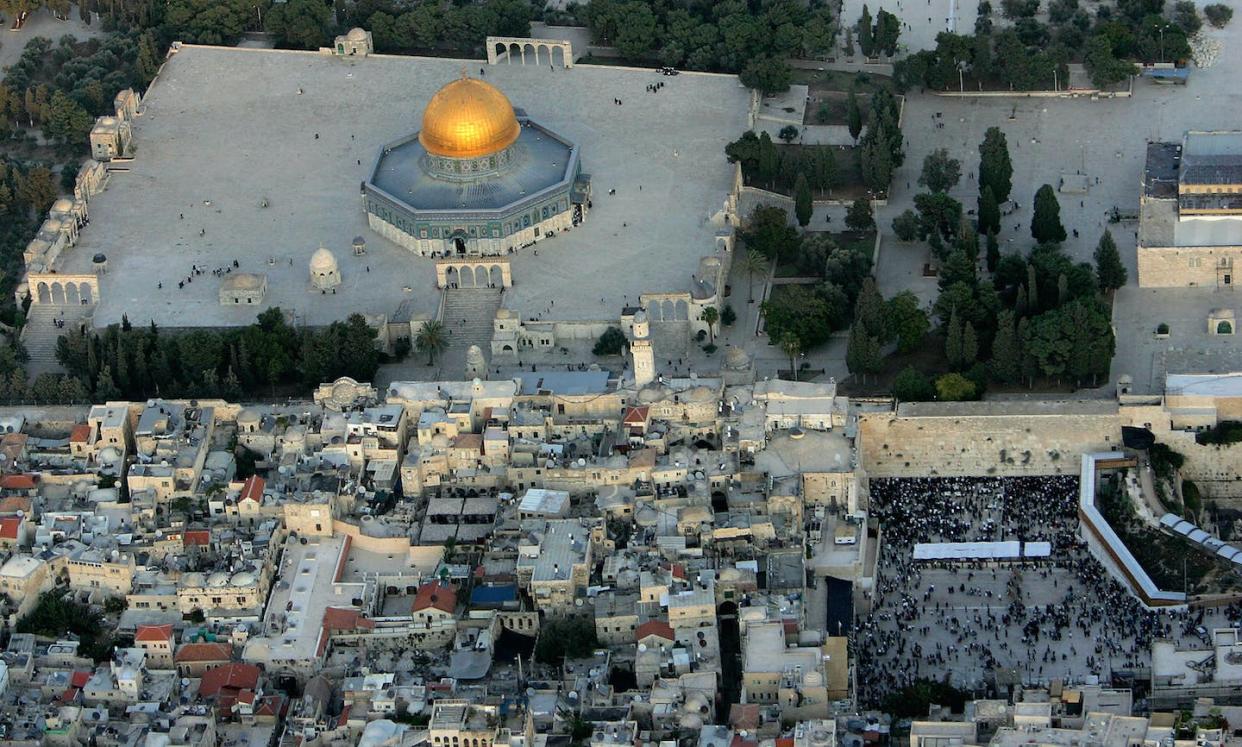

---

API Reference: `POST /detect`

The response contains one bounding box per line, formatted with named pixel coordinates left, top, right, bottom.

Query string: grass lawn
left=806, top=91, right=871, bottom=126
left=832, top=230, right=876, bottom=256
left=791, top=69, right=894, bottom=95
left=744, top=145, right=873, bottom=201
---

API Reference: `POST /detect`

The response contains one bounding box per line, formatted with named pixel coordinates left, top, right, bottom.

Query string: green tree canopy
left=978, top=126, right=1013, bottom=203
left=1031, top=184, right=1067, bottom=244
left=266, top=0, right=334, bottom=49
left=1093, top=229, right=1128, bottom=291
left=919, top=148, right=962, bottom=193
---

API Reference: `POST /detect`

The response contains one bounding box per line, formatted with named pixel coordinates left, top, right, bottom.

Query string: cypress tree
left=794, top=173, right=813, bottom=227
left=945, top=307, right=963, bottom=369
left=1094, top=229, right=1127, bottom=291
left=978, top=127, right=1013, bottom=203
left=1031, top=184, right=1067, bottom=243
left=990, top=310, right=1021, bottom=383
left=847, top=86, right=863, bottom=142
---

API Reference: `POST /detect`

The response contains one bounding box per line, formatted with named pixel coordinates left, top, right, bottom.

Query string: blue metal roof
left=470, top=583, right=518, bottom=604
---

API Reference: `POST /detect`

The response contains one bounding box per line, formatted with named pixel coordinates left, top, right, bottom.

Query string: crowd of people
left=853, top=476, right=1236, bottom=706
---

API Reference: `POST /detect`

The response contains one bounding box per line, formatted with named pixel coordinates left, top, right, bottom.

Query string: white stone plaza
left=62, top=45, right=751, bottom=328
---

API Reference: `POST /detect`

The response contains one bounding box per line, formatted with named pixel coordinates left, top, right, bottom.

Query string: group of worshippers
left=852, top=475, right=1242, bottom=706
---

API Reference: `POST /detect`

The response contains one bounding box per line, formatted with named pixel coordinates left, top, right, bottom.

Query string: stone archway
left=36, top=282, right=50, bottom=304
left=675, top=300, right=689, bottom=321
left=661, top=299, right=675, bottom=322
left=488, top=265, right=503, bottom=288
left=65, top=282, right=80, bottom=306
left=460, top=265, right=476, bottom=288
left=50, top=284, right=65, bottom=305
left=446, top=266, right=459, bottom=288
left=486, top=36, right=574, bottom=68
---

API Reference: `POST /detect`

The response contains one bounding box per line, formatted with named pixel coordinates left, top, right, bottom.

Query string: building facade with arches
left=364, top=76, right=590, bottom=258
left=486, top=36, right=574, bottom=68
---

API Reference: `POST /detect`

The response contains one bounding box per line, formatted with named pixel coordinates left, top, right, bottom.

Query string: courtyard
left=61, top=45, right=750, bottom=328
left=866, top=13, right=1242, bottom=394
left=856, top=475, right=1214, bottom=703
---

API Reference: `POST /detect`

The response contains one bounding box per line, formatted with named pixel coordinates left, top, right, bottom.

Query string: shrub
left=721, top=304, right=737, bottom=326
left=934, top=372, right=977, bottom=401
left=893, top=366, right=934, bottom=401
left=1205, top=4, right=1233, bottom=27
left=593, top=326, right=627, bottom=356
left=1156, top=322, right=1170, bottom=335
left=1182, top=479, right=1202, bottom=517
left=703, top=343, right=718, bottom=354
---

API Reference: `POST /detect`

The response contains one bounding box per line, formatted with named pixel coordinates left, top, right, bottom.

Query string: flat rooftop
left=60, top=46, right=751, bottom=327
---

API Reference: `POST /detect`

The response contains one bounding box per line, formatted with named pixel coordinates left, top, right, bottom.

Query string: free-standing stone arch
left=27, top=273, right=100, bottom=307
left=435, top=259, right=512, bottom=290
left=486, top=36, right=574, bottom=68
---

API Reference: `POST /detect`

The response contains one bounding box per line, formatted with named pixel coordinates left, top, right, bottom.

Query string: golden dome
left=419, top=76, right=521, bottom=159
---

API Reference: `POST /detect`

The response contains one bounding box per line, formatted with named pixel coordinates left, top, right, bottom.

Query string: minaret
left=631, top=310, right=656, bottom=388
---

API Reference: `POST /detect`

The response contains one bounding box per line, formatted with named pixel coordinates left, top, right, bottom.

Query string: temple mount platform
left=57, top=45, right=751, bottom=328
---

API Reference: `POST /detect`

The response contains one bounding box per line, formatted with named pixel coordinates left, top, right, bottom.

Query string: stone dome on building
left=418, top=76, right=522, bottom=159
left=310, top=246, right=341, bottom=291
left=345, top=27, right=369, bottom=42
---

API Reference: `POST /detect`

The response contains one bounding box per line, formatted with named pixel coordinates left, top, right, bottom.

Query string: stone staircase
left=21, top=305, right=86, bottom=378
left=438, top=288, right=503, bottom=379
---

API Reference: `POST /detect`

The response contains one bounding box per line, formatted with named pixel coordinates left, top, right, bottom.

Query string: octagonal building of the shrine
left=363, top=75, right=590, bottom=257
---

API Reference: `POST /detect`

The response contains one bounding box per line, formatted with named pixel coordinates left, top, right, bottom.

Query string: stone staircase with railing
left=438, top=288, right=503, bottom=378
left=21, top=305, right=88, bottom=378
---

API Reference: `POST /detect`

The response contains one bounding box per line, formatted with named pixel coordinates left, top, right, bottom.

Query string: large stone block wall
left=858, top=409, right=1121, bottom=480
left=1137, top=245, right=1242, bottom=288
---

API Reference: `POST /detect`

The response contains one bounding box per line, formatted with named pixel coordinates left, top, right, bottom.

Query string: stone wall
left=858, top=402, right=1121, bottom=482
left=1137, top=245, right=1242, bottom=288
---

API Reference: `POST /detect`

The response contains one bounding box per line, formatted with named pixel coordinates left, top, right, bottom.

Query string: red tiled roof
left=635, top=620, right=674, bottom=642
left=183, top=530, right=211, bottom=546
left=135, top=624, right=173, bottom=643
left=413, top=582, right=456, bottom=614
left=322, top=607, right=374, bottom=632
left=175, top=642, right=234, bottom=663
left=240, top=475, right=265, bottom=503
left=237, top=689, right=257, bottom=705
left=776, top=739, right=796, bottom=747
left=69, top=424, right=92, bottom=443
left=199, top=663, right=260, bottom=697
left=623, top=406, right=649, bottom=425
left=0, top=496, right=31, bottom=514
left=669, top=563, right=687, bottom=581
left=70, top=671, right=90, bottom=688
left=255, top=694, right=285, bottom=718
left=0, top=474, right=35, bottom=490
left=337, top=704, right=352, bottom=728
left=0, top=516, right=21, bottom=540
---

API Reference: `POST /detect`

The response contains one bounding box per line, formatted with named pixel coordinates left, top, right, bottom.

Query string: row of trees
left=726, top=131, right=841, bottom=198
left=895, top=0, right=1200, bottom=92
left=855, top=5, right=901, bottom=58
left=585, top=0, right=836, bottom=87
left=54, top=308, right=383, bottom=401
